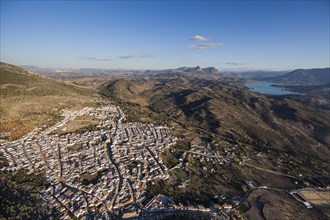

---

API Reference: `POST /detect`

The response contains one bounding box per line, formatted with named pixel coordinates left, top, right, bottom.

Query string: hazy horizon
left=15, top=63, right=329, bottom=73
left=1, top=1, right=329, bottom=70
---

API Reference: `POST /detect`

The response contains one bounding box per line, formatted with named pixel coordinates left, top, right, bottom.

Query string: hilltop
left=0, top=62, right=97, bottom=140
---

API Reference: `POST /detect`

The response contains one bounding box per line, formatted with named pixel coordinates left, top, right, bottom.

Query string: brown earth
left=244, top=189, right=328, bottom=220
left=0, top=62, right=97, bottom=140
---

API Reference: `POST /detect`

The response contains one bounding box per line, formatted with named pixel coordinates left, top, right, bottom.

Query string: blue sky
left=1, top=1, right=329, bottom=70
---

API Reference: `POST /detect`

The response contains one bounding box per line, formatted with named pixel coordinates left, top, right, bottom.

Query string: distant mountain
left=20, top=66, right=141, bottom=74
left=260, top=68, right=330, bottom=85
left=225, top=70, right=289, bottom=79
left=20, top=65, right=43, bottom=71
left=144, top=66, right=223, bottom=79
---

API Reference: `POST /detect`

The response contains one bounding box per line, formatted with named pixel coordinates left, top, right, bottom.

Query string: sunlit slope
left=0, top=62, right=97, bottom=140
left=103, top=77, right=330, bottom=160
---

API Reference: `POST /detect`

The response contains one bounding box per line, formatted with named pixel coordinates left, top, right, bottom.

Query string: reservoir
left=245, top=81, right=301, bottom=95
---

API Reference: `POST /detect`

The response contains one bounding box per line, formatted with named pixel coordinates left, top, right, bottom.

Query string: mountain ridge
left=143, top=66, right=223, bottom=79
left=259, top=68, right=330, bottom=85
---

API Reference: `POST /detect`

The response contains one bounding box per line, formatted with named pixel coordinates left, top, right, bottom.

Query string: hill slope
left=104, top=77, right=330, bottom=152
left=100, top=74, right=330, bottom=220
left=0, top=152, right=51, bottom=219
left=0, top=62, right=96, bottom=140
left=101, top=76, right=330, bottom=171
left=260, top=68, right=330, bottom=85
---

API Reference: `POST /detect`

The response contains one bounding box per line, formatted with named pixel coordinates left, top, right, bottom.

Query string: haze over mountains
left=22, top=64, right=330, bottom=85
left=225, top=70, right=290, bottom=79
left=144, top=66, right=223, bottom=79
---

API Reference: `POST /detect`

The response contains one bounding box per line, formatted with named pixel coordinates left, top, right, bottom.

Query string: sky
left=1, top=0, right=329, bottom=70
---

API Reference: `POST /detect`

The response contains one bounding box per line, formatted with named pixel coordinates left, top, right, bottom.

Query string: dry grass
left=301, top=192, right=323, bottom=200
left=311, top=200, right=329, bottom=205
left=300, top=191, right=330, bottom=206
left=129, top=97, right=149, bottom=106
left=0, top=96, right=96, bottom=139
left=0, top=62, right=97, bottom=140
left=245, top=189, right=326, bottom=220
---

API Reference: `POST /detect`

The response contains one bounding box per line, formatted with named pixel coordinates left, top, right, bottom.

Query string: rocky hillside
left=101, top=75, right=330, bottom=166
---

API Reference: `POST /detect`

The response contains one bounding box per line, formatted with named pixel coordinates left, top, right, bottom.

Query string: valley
left=1, top=1, right=329, bottom=219
left=0, top=64, right=329, bottom=219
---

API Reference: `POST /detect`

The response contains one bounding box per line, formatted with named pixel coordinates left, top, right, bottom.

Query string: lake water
left=245, top=81, right=301, bottom=95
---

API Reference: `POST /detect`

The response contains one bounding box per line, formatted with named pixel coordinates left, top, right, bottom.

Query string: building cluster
left=183, top=145, right=235, bottom=165
left=168, top=141, right=248, bottom=175
left=0, top=104, right=177, bottom=219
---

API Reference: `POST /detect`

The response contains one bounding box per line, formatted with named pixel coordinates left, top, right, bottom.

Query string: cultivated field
left=299, top=190, right=330, bottom=206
